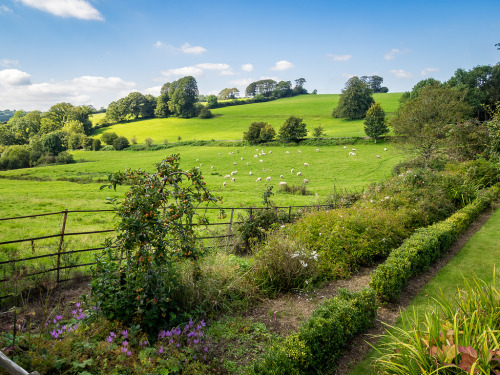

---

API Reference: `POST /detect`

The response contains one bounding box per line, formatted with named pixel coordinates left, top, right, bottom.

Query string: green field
left=92, top=93, right=402, bottom=143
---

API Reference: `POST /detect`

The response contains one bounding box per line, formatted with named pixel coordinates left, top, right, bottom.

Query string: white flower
left=300, top=260, right=308, bottom=267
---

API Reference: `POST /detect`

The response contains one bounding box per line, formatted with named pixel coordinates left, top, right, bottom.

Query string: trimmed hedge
left=252, top=288, right=377, bottom=374
left=371, top=186, right=499, bottom=302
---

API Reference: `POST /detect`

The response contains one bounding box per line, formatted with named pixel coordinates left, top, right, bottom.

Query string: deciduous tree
left=333, top=76, right=374, bottom=119
left=278, top=116, right=307, bottom=142
left=364, top=102, right=388, bottom=143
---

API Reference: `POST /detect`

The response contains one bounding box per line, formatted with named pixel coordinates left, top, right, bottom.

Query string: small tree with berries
left=91, top=154, right=222, bottom=332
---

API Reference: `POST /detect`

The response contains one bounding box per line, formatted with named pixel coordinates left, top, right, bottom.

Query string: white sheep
left=241, top=157, right=243, bottom=160
left=233, top=162, right=237, bottom=165
left=230, top=171, right=236, bottom=176
left=262, top=152, right=266, bottom=155
left=352, top=148, right=357, bottom=151
left=303, top=179, right=309, bottom=184
left=298, top=150, right=301, bottom=153
left=249, top=171, right=253, bottom=175
left=285, top=151, right=290, bottom=154
left=254, top=155, right=258, bottom=158
left=246, top=162, right=250, bottom=166
left=223, top=182, right=227, bottom=187
left=384, top=148, right=388, bottom=151
left=280, top=175, right=284, bottom=179
left=279, top=181, right=288, bottom=186
left=291, top=168, right=294, bottom=174
left=268, top=151, right=272, bottom=154
left=224, top=175, right=231, bottom=179
left=260, top=159, right=263, bottom=163
left=316, top=149, right=320, bottom=152
left=231, top=177, right=235, bottom=182
left=376, top=155, right=381, bottom=159
left=343, top=146, right=347, bottom=149
left=297, top=172, right=302, bottom=176
left=304, top=163, right=309, bottom=167
left=266, top=176, right=272, bottom=181
left=349, top=152, right=357, bottom=156
left=211, top=166, right=214, bottom=169
left=196, top=159, right=199, bottom=162
left=218, top=152, right=222, bottom=155
left=256, top=177, right=262, bottom=182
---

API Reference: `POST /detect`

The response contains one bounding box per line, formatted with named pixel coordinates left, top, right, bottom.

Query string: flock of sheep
left=197, top=145, right=388, bottom=188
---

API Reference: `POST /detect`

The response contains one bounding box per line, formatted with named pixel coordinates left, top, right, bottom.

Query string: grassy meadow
left=91, top=93, right=402, bottom=143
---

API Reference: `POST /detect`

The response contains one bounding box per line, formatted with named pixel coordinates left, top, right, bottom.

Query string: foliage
left=198, top=106, right=213, bottom=119
left=370, top=186, right=499, bottom=302
left=278, top=116, right=307, bottom=142
left=391, top=85, right=472, bottom=166
left=245, top=79, right=278, bottom=97
left=168, top=76, right=199, bottom=118
left=375, top=276, right=500, bottom=374
left=101, top=131, right=119, bottom=145
left=447, top=119, right=490, bottom=160
left=0, top=144, right=31, bottom=170
left=144, top=137, right=154, bottom=147
left=361, top=75, right=386, bottom=93
left=487, top=103, right=500, bottom=162
left=311, top=126, right=325, bottom=138
left=92, top=138, right=101, bottom=151
left=218, top=87, right=240, bottom=100
left=113, top=136, right=130, bottom=150
left=252, top=288, right=377, bottom=374
left=243, top=122, right=275, bottom=144
left=364, top=102, right=388, bottom=143
left=333, top=76, right=375, bottom=119
left=41, top=133, right=64, bottom=155
left=92, top=155, right=221, bottom=331
left=206, top=95, right=218, bottom=109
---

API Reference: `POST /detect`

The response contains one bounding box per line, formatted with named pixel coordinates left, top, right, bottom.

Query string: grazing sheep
left=297, top=150, right=301, bottom=153
left=266, top=176, right=272, bottom=181
left=200, top=163, right=202, bottom=166
left=262, top=152, right=266, bottom=155
left=291, top=168, right=294, bottom=174
left=233, top=162, right=237, bottom=165
left=352, top=148, right=357, bottom=151
left=218, top=152, right=221, bottom=155
left=254, top=155, right=258, bottom=158
left=279, top=181, right=288, bottom=186
left=211, top=166, right=214, bottom=169
left=196, top=159, right=199, bottom=162
left=268, top=151, right=272, bottom=154
left=343, top=146, right=347, bottom=149
left=280, top=175, right=284, bottom=179
left=286, top=151, right=290, bottom=154
left=376, top=155, right=381, bottom=158
left=230, top=171, right=236, bottom=176
left=349, top=152, right=357, bottom=156
left=316, top=149, right=320, bottom=152
left=384, top=148, right=388, bottom=151
left=256, top=177, right=262, bottom=182
left=224, top=175, right=231, bottom=179
left=260, top=159, right=264, bottom=163
left=249, top=171, right=253, bottom=175
left=241, top=157, right=243, bottom=160
left=246, top=162, right=250, bottom=166
left=297, top=172, right=302, bottom=176
left=223, top=182, right=227, bottom=187
left=231, top=178, right=236, bottom=182
left=259, top=153, right=262, bottom=156
left=303, top=179, right=309, bottom=184
left=304, top=163, right=309, bottom=167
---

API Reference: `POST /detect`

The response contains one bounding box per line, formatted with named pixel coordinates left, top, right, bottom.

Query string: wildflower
left=122, top=340, right=129, bottom=347
left=110, top=331, right=116, bottom=338
left=75, top=302, right=81, bottom=308
left=158, top=347, right=164, bottom=354
left=121, top=330, right=128, bottom=339
left=121, top=347, right=127, bottom=354
left=106, top=336, right=113, bottom=343
left=55, top=315, right=63, bottom=321
left=204, top=347, right=208, bottom=352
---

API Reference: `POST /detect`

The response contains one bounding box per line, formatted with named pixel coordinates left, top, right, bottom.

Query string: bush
left=144, top=137, right=154, bottom=147
left=0, top=145, right=31, bottom=170
left=370, top=186, right=499, bottom=302
left=41, top=133, right=64, bottom=155
left=54, top=151, right=75, bottom=164
left=243, top=122, right=275, bottom=144
left=252, top=288, right=377, bottom=374
left=198, top=106, right=212, bottom=119
left=92, top=138, right=101, bottom=151
left=101, top=131, right=119, bottom=145
left=278, top=116, right=307, bottom=143
left=113, top=136, right=130, bottom=150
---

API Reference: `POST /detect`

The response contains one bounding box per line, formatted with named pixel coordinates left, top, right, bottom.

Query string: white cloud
left=195, top=63, right=230, bottom=71
left=154, top=41, right=164, bottom=49
left=328, top=54, right=352, bottom=61
left=0, top=73, right=136, bottom=111
left=142, top=85, right=162, bottom=96
left=0, top=5, right=13, bottom=13
left=17, top=0, right=104, bottom=21
left=161, top=66, right=204, bottom=78
left=0, top=58, right=19, bottom=67
left=269, top=60, right=294, bottom=71
left=390, top=69, right=413, bottom=78
left=179, top=42, right=207, bottom=55
left=384, top=48, right=411, bottom=60
left=0, top=69, right=32, bottom=85
left=421, top=67, right=440, bottom=77
left=228, top=78, right=253, bottom=86
left=241, top=64, right=254, bottom=72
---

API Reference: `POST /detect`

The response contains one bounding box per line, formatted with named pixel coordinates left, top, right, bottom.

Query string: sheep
left=254, top=155, right=258, bottom=158
left=291, top=168, right=294, bottom=174
left=349, top=152, right=357, bottom=156
left=297, top=150, right=301, bottom=153
left=304, top=163, right=309, bottom=167
left=196, top=159, right=199, bottom=162
left=256, top=177, right=262, bottom=182
left=246, top=162, right=250, bottom=166
left=279, top=181, right=288, bottom=186
left=266, top=176, right=272, bottom=181
left=352, top=148, right=357, bottom=151
left=376, top=155, right=381, bottom=158
left=200, top=163, right=203, bottom=166
left=286, top=151, right=290, bottom=154
left=343, top=146, right=347, bottom=149
left=261, top=152, right=266, bottom=155
left=223, top=182, right=227, bottom=187
left=268, top=151, right=272, bottom=154
left=280, top=175, right=284, bottom=179
left=224, top=175, right=231, bottom=179
left=260, top=159, right=264, bottom=163
left=249, top=171, right=253, bottom=175
left=231, top=177, right=236, bottom=182
left=384, top=148, right=388, bottom=151
left=211, top=166, right=214, bottom=169
left=218, top=152, right=222, bottom=155
left=233, top=162, right=237, bottom=165
left=297, top=172, right=302, bottom=176
left=241, top=157, right=244, bottom=160
left=230, top=171, right=236, bottom=176
left=316, top=149, right=320, bottom=152
left=262, top=168, right=267, bottom=172
left=303, top=179, right=309, bottom=184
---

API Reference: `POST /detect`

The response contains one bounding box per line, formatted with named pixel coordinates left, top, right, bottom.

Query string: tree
left=42, top=133, right=64, bottom=155
left=155, top=82, right=171, bottom=118
left=364, top=102, right=388, bottom=143
left=333, top=76, right=375, bottom=119
left=361, top=76, right=385, bottom=93
left=218, top=88, right=239, bottom=100
left=391, top=86, right=472, bottom=166
left=113, top=136, right=130, bottom=150
left=198, top=106, right=213, bottom=119
left=278, top=116, right=308, bottom=142
left=243, top=122, right=275, bottom=143
left=206, top=95, right=218, bottom=109
left=101, top=131, right=119, bottom=145
left=293, top=78, right=307, bottom=95
left=273, top=81, right=293, bottom=98
left=312, top=126, right=325, bottom=138
left=245, top=79, right=277, bottom=97
left=106, top=100, right=128, bottom=123
left=168, top=76, right=199, bottom=118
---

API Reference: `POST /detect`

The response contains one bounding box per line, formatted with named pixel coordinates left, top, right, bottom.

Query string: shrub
left=129, top=136, right=137, bottom=144
left=113, top=136, right=130, bottom=150
left=101, top=131, right=119, bottom=145
left=144, top=137, right=154, bottom=147
left=198, top=106, right=213, bottom=119
left=312, top=126, right=325, bottom=138
left=278, top=116, right=307, bottom=143
left=54, top=151, right=75, bottom=164
left=252, top=288, right=377, bottom=374
left=370, top=186, right=499, bottom=302
left=0, top=145, right=31, bottom=170
left=243, top=122, right=275, bottom=144
left=92, top=138, right=101, bottom=151
left=41, top=133, right=64, bottom=155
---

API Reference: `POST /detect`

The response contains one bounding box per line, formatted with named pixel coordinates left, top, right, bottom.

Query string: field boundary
left=0, top=204, right=335, bottom=301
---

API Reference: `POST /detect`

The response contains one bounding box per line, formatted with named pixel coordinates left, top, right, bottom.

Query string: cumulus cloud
left=0, top=69, right=32, bottom=85
left=384, top=48, right=411, bottom=60
left=153, top=41, right=164, bottom=49
left=269, top=60, right=294, bottom=71
left=17, top=0, right=104, bottom=21
left=328, top=54, right=352, bottom=61
left=0, top=5, right=13, bottom=13
left=421, top=67, right=440, bottom=77
left=179, top=42, right=207, bottom=55
left=161, top=66, right=204, bottom=78
left=0, top=73, right=135, bottom=111
left=228, top=78, right=253, bottom=86
left=390, top=69, right=413, bottom=78
left=195, top=63, right=230, bottom=71
left=0, top=58, right=19, bottom=67
left=142, top=85, right=162, bottom=96
left=241, top=64, right=254, bottom=72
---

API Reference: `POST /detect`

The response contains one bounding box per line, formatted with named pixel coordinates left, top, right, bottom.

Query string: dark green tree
left=206, top=95, right=218, bottom=109
left=333, top=76, right=375, bottom=119
left=273, top=81, right=293, bottom=98
left=42, top=133, right=64, bottom=155
left=218, top=87, right=239, bottom=100
left=155, top=82, right=171, bottom=118
left=101, top=131, right=119, bottom=145
left=364, top=102, right=388, bottom=143
left=278, top=116, right=308, bottom=142
left=113, top=136, right=130, bottom=150
left=168, top=76, right=199, bottom=118
left=243, top=122, right=275, bottom=143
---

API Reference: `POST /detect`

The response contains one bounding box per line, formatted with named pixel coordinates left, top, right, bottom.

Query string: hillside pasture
left=91, top=94, right=401, bottom=143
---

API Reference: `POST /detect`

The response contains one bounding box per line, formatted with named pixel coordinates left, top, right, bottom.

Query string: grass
left=91, top=93, right=402, bottom=143
left=348, top=203, right=500, bottom=375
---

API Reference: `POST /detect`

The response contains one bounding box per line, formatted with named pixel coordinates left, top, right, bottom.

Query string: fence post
left=56, top=209, right=68, bottom=284
left=288, top=206, right=292, bottom=221
left=225, top=207, right=235, bottom=251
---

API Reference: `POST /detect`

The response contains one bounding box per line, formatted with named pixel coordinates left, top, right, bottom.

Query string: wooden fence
left=0, top=204, right=334, bottom=301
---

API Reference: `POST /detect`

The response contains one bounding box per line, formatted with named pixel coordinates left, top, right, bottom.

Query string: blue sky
left=0, top=0, right=499, bottom=111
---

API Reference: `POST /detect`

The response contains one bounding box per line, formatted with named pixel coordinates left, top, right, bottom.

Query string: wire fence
left=0, top=204, right=335, bottom=302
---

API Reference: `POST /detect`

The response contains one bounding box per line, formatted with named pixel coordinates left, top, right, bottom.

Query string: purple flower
left=53, top=318, right=57, bottom=324
left=122, top=340, right=129, bottom=347
left=194, top=339, right=199, bottom=344
left=121, top=346, right=127, bottom=354
left=110, top=332, right=116, bottom=338
left=176, top=343, right=180, bottom=348
left=126, top=351, right=131, bottom=357
left=75, top=302, right=81, bottom=308
left=121, top=330, right=128, bottom=339
left=55, top=315, right=63, bottom=321
left=200, top=320, right=206, bottom=327
left=158, top=346, right=164, bottom=354
left=204, top=347, right=208, bottom=352
left=106, top=336, right=113, bottom=343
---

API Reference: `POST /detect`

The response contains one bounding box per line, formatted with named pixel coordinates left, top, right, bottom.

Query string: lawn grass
left=348, top=204, right=500, bottom=375
left=91, top=93, right=402, bottom=143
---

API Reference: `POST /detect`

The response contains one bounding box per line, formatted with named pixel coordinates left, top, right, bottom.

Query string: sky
left=0, top=0, right=499, bottom=111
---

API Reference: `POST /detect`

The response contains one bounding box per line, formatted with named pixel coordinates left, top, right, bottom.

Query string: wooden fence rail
left=0, top=204, right=334, bottom=301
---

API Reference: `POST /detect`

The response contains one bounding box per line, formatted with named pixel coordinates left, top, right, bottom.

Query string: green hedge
left=251, top=288, right=377, bottom=374
left=371, top=186, right=499, bottom=303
